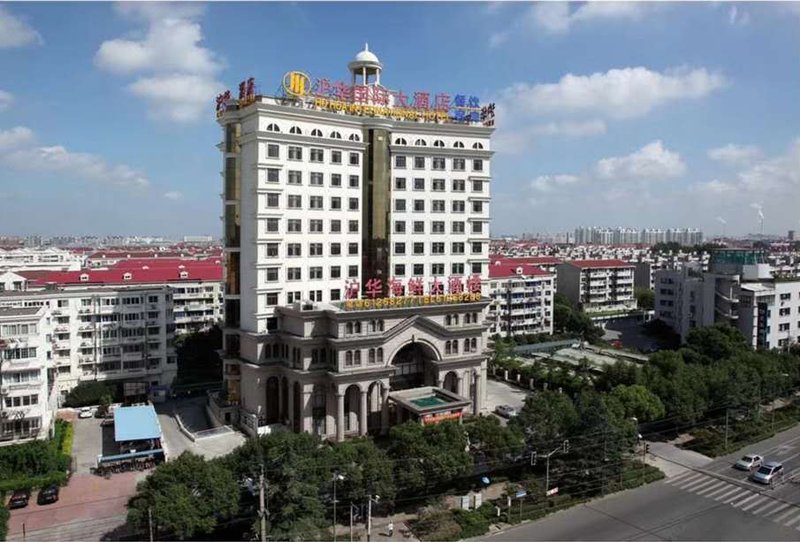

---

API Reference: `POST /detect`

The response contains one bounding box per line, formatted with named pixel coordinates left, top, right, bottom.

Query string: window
left=414, top=178, right=425, bottom=190
left=413, top=264, right=424, bottom=276
left=267, top=144, right=279, bottom=158
left=331, top=150, right=342, bottom=164
left=288, top=195, right=302, bottom=208
left=471, top=242, right=483, bottom=254
left=452, top=201, right=465, bottom=213
left=331, top=173, right=342, bottom=187
left=473, top=159, right=484, bottom=171
left=265, top=268, right=279, bottom=282
left=453, top=158, right=465, bottom=171
left=288, top=219, right=302, bottom=233
left=288, top=243, right=302, bottom=257
left=309, top=219, right=323, bottom=233
left=330, top=243, right=341, bottom=256
left=330, top=219, right=342, bottom=233
left=310, top=267, right=323, bottom=280
left=265, top=243, right=279, bottom=257
left=452, top=242, right=465, bottom=255
left=452, top=263, right=465, bottom=275
left=431, top=263, right=445, bottom=275
left=309, top=243, right=323, bottom=256
left=287, top=291, right=301, bottom=304
left=395, top=264, right=406, bottom=276
left=395, top=221, right=406, bottom=234
left=349, top=152, right=360, bottom=166
left=472, top=263, right=482, bottom=274
left=414, top=139, right=427, bottom=146
left=331, top=289, right=341, bottom=301
left=348, top=243, right=358, bottom=255
left=266, top=123, right=280, bottom=132
left=395, top=199, right=406, bottom=212
left=413, top=221, right=425, bottom=234
left=349, top=133, right=361, bottom=142
left=432, top=157, right=446, bottom=170
left=413, top=200, right=425, bottom=212
left=395, top=177, right=406, bottom=190
left=369, top=349, right=375, bottom=364
left=348, top=220, right=359, bottom=233
left=266, top=293, right=279, bottom=306
left=432, top=179, right=445, bottom=191
left=432, top=200, right=445, bottom=213
left=288, top=146, right=302, bottom=160
left=395, top=242, right=406, bottom=255
left=473, top=142, right=484, bottom=149
left=310, top=148, right=324, bottom=162
left=311, top=128, right=322, bottom=137
left=377, top=348, right=384, bottom=363
left=349, top=175, right=359, bottom=188
left=431, top=242, right=445, bottom=254
left=331, top=131, right=342, bottom=139
left=330, top=266, right=341, bottom=278
left=453, top=179, right=465, bottom=191
left=414, top=156, right=425, bottom=169
left=331, top=196, right=342, bottom=210
left=452, top=221, right=465, bottom=234
left=348, top=265, right=359, bottom=278
left=287, top=268, right=302, bottom=281
left=290, top=126, right=302, bottom=135
left=432, top=221, right=445, bottom=233
left=346, top=351, right=353, bottom=366
left=288, top=170, right=302, bottom=185
left=266, top=168, right=279, bottom=183
left=310, top=196, right=324, bottom=209
left=354, top=350, right=362, bottom=366
left=266, top=193, right=279, bottom=208
left=395, top=137, right=407, bottom=145
left=395, top=156, right=406, bottom=168
left=472, top=201, right=484, bottom=213
left=472, top=180, right=483, bottom=192
left=310, top=172, right=324, bottom=186
left=349, top=198, right=359, bottom=211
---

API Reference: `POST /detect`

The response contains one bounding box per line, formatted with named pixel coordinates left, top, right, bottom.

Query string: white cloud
left=0, top=6, right=43, bottom=48
left=691, top=179, right=737, bottom=195
left=596, top=140, right=686, bottom=181
left=494, top=119, right=606, bottom=154
left=0, top=126, right=149, bottom=189
left=530, top=1, right=651, bottom=35
left=501, top=66, right=727, bottom=120
left=736, top=139, right=800, bottom=193
left=728, top=6, right=750, bottom=27
left=163, top=191, right=183, bottom=200
left=0, top=126, right=35, bottom=150
left=707, top=144, right=762, bottom=166
left=0, top=90, right=12, bottom=112
left=488, top=31, right=509, bottom=48
left=530, top=174, right=580, bottom=193
left=95, top=5, right=223, bottom=123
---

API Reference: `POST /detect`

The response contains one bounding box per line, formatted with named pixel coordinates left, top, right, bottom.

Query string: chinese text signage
left=345, top=292, right=481, bottom=311
left=422, top=411, right=463, bottom=425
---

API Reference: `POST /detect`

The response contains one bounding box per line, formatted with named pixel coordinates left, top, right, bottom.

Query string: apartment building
left=215, top=46, right=493, bottom=439
left=0, top=306, right=55, bottom=445
left=487, top=260, right=555, bottom=337
left=0, top=247, right=84, bottom=272
left=556, top=260, right=637, bottom=314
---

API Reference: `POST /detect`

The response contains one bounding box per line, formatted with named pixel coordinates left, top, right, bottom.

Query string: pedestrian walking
left=387, top=521, right=394, bottom=537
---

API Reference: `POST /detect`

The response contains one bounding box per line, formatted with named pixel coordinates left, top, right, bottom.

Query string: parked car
left=37, top=484, right=60, bottom=505
left=8, top=489, right=31, bottom=509
left=495, top=405, right=518, bottom=418
left=734, top=454, right=763, bottom=471
left=750, top=462, right=784, bottom=485
left=78, top=407, right=93, bottom=419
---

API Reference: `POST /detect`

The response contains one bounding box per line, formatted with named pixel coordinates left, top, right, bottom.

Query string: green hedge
left=0, top=503, right=9, bottom=542
left=63, top=381, right=116, bottom=408
left=60, top=421, right=74, bottom=457
left=452, top=504, right=496, bottom=539
left=0, top=420, right=72, bottom=493
left=0, top=471, right=68, bottom=493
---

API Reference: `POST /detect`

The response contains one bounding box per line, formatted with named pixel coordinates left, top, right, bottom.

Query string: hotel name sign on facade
left=216, top=75, right=496, bottom=127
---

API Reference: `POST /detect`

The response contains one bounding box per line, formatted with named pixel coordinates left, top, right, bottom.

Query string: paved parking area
left=72, top=415, right=114, bottom=474
left=485, top=378, right=531, bottom=423
left=155, top=397, right=246, bottom=460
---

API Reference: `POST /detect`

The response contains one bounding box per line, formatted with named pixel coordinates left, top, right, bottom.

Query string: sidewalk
left=335, top=512, right=420, bottom=542
left=645, top=438, right=713, bottom=478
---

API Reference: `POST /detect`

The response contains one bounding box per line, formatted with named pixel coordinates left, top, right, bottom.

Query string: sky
left=0, top=1, right=799, bottom=238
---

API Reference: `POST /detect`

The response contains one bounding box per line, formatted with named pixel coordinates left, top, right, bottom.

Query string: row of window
left=282, top=194, right=360, bottom=211
left=2, top=347, right=37, bottom=360
left=0, top=323, right=37, bottom=336
left=394, top=155, right=484, bottom=172
left=78, top=295, right=161, bottom=307
left=393, top=199, right=486, bottom=214
left=345, top=320, right=385, bottom=335
left=264, top=124, right=360, bottom=141
left=394, top=241, right=484, bottom=255
left=444, top=338, right=479, bottom=355
left=264, top=242, right=360, bottom=259
left=344, top=347, right=385, bottom=367
left=266, top=169, right=361, bottom=188
left=263, top=218, right=360, bottom=235
left=394, top=219, right=486, bottom=235
left=394, top=177, right=484, bottom=192
left=3, top=394, right=39, bottom=408
left=265, top=262, right=482, bottom=285
left=275, top=145, right=362, bottom=166
left=445, top=313, right=480, bottom=326
left=393, top=137, right=484, bottom=149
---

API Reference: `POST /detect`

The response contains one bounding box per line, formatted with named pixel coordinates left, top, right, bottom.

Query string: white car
left=733, top=454, right=763, bottom=471
left=495, top=405, right=518, bottom=418
left=78, top=407, right=93, bottom=419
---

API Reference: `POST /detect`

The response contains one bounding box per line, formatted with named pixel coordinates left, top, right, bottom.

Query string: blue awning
left=114, top=405, right=162, bottom=442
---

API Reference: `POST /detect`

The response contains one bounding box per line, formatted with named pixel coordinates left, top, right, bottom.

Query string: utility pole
left=148, top=507, right=154, bottom=542
left=542, top=440, right=569, bottom=495
left=332, top=473, right=344, bottom=542
left=724, top=408, right=730, bottom=452
left=259, top=465, right=267, bottom=542
left=349, top=503, right=354, bottom=542
left=366, top=495, right=379, bottom=542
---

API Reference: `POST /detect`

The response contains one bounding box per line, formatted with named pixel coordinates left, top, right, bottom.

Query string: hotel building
left=214, top=46, right=494, bottom=439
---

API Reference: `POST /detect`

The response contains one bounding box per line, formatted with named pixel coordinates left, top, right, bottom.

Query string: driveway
left=485, top=378, right=531, bottom=424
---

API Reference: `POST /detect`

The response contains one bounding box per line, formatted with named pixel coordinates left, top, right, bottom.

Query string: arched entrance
left=443, top=371, right=459, bottom=394
left=390, top=342, right=436, bottom=391
left=265, top=376, right=280, bottom=423
left=343, top=384, right=362, bottom=435
left=366, top=381, right=385, bottom=434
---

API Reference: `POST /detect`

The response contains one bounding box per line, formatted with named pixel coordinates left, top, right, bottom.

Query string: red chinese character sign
left=467, top=274, right=482, bottom=294
left=345, top=280, right=360, bottom=300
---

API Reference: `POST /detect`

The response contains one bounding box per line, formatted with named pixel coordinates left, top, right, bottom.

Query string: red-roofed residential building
left=556, top=260, right=637, bottom=314
left=487, top=260, right=555, bottom=336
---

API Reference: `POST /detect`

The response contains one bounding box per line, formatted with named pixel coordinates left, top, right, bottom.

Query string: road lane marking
left=706, top=485, right=741, bottom=500
left=771, top=507, right=798, bottom=523
left=756, top=501, right=790, bottom=517
left=681, top=478, right=720, bottom=493
left=671, top=473, right=706, bottom=488
left=666, top=471, right=698, bottom=485
left=731, top=492, right=763, bottom=508
left=739, top=496, right=771, bottom=512
left=694, top=480, right=729, bottom=496
left=716, top=488, right=750, bottom=503
left=783, top=513, right=800, bottom=527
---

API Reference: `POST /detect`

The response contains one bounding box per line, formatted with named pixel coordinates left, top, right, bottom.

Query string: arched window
left=289, top=126, right=302, bottom=135
left=453, top=314, right=459, bottom=326
left=266, top=123, right=280, bottom=132
left=464, top=338, right=470, bottom=352
left=394, top=137, right=407, bottom=145
left=445, top=341, right=451, bottom=355
left=446, top=315, right=452, bottom=326
left=377, top=347, right=384, bottom=364
left=472, top=142, right=484, bottom=149
left=349, top=133, right=361, bottom=142
left=354, top=322, right=362, bottom=334
left=330, top=131, right=342, bottom=139
left=378, top=320, right=384, bottom=332
left=453, top=341, right=459, bottom=354
left=471, top=338, right=478, bottom=352
left=453, top=141, right=465, bottom=148
left=354, top=350, right=361, bottom=365
left=414, top=138, right=427, bottom=146
left=369, top=320, right=376, bottom=333
left=464, top=313, right=471, bottom=325
left=272, top=344, right=280, bottom=358
left=346, top=351, right=353, bottom=366
left=369, top=348, right=375, bottom=364
left=472, top=312, right=478, bottom=324
left=311, top=128, right=323, bottom=137
left=346, top=322, right=353, bottom=335
left=433, top=140, right=445, bottom=147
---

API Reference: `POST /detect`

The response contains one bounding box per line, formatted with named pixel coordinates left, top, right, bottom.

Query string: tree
left=63, top=381, right=115, bottom=407
left=465, top=415, right=524, bottom=462
left=326, top=438, right=395, bottom=520
left=634, top=288, right=654, bottom=311
left=175, top=325, right=223, bottom=385
left=0, top=503, right=8, bottom=541
left=685, top=324, right=749, bottom=362
left=511, top=391, right=577, bottom=453
left=387, top=421, right=473, bottom=494
left=610, top=384, right=665, bottom=422
left=127, top=452, right=239, bottom=540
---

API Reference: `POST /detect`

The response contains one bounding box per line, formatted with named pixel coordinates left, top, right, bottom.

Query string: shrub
left=0, top=471, right=68, bottom=493
left=0, top=503, right=8, bottom=541
left=453, top=504, right=494, bottom=539
left=412, top=505, right=461, bottom=542
left=60, top=421, right=74, bottom=458
left=63, top=381, right=115, bottom=407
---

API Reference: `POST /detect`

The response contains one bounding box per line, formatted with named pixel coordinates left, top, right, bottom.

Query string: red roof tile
left=566, top=259, right=634, bottom=269
left=490, top=256, right=562, bottom=266
left=26, top=260, right=222, bottom=286
left=489, top=262, right=553, bottom=278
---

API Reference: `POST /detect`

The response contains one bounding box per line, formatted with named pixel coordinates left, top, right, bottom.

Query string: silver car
left=734, top=454, right=763, bottom=471
left=495, top=405, right=518, bottom=418
left=750, top=462, right=784, bottom=485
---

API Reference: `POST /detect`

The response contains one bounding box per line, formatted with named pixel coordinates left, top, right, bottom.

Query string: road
left=484, top=424, right=800, bottom=541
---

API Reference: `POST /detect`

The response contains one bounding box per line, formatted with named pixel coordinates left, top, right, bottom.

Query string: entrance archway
left=443, top=371, right=459, bottom=394
left=343, top=384, right=362, bottom=435
left=390, top=342, right=437, bottom=391
left=366, top=381, right=384, bottom=434
left=265, top=376, right=280, bottom=423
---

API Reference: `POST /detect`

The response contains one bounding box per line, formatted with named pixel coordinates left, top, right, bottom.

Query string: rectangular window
left=452, top=201, right=465, bottom=213
left=331, top=150, right=342, bottom=164
left=348, top=198, right=359, bottom=211
left=395, top=177, right=406, bottom=190
left=395, top=155, right=406, bottom=168
left=288, top=195, right=302, bottom=208
left=413, top=264, right=424, bottom=276
left=310, top=267, right=323, bottom=280
left=288, top=171, right=302, bottom=185
left=471, top=242, right=483, bottom=254
left=349, top=152, right=360, bottom=166
left=330, top=243, right=341, bottom=256
left=432, top=200, right=445, bottom=213
left=348, top=243, right=359, bottom=256
left=432, top=157, right=445, bottom=170
left=265, top=218, right=279, bottom=233
left=330, top=219, right=342, bottom=233
left=431, top=242, right=445, bottom=254
left=330, top=289, right=341, bottom=301
left=288, top=243, right=302, bottom=257
left=452, top=242, right=465, bottom=255
left=310, top=172, right=324, bottom=186
left=413, top=221, right=425, bottom=234
left=452, top=263, right=465, bottom=275
left=266, top=168, right=279, bottom=183
left=266, top=193, right=280, bottom=208
left=267, top=144, right=279, bottom=159
left=472, top=180, right=483, bottom=192
left=413, top=200, right=425, bottom=212
left=266, top=293, right=279, bottom=306
left=414, top=156, right=425, bottom=169
left=288, top=146, right=302, bottom=160
left=348, top=220, right=359, bottom=233
left=309, top=219, right=323, bottom=233
left=331, top=174, right=342, bottom=187
left=331, top=266, right=342, bottom=279
left=394, top=221, right=406, bottom=234
left=287, top=291, right=301, bottom=304
left=453, top=179, right=465, bottom=192
left=394, top=199, right=406, bottom=212
left=265, top=268, right=279, bottom=282
left=473, top=159, right=484, bottom=171
left=395, top=264, right=406, bottom=276
left=287, top=268, right=302, bottom=281
left=331, top=196, right=342, bottom=210
left=472, top=221, right=484, bottom=234
left=414, top=242, right=424, bottom=255
left=432, top=221, right=445, bottom=233
left=432, top=179, right=445, bottom=192
left=472, top=201, right=484, bottom=213
left=348, top=265, right=359, bottom=278
left=453, top=158, right=465, bottom=171
left=431, top=263, right=445, bottom=275
left=288, top=219, right=302, bottom=233
left=310, top=196, right=324, bottom=209
left=413, top=178, right=425, bottom=191
left=395, top=242, right=406, bottom=255
left=310, top=148, right=324, bottom=162
left=265, top=243, right=279, bottom=257
left=349, top=175, right=359, bottom=188
left=309, top=243, right=323, bottom=256
left=452, top=221, right=465, bottom=234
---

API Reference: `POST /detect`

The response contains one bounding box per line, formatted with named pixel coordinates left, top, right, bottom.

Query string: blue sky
left=0, top=1, right=798, bottom=237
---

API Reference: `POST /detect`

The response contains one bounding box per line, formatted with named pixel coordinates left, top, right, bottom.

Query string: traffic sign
left=546, top=487, right=559, bottom=496
left=515, top=490, right=527, bottom=499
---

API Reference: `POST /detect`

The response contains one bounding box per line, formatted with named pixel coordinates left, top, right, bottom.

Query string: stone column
left=381, top=385, right=390, bottom=435
left=336, top=393, right=345, bottom=442
left=457, top=374, right=464, bottom=397
left=303, top=389, right=313, bottom=433
left=474, top=371, right=482, bottom=415
left=359, top=389, right=368, bottom=436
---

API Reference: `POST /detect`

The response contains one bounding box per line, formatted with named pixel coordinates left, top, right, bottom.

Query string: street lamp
left=366, top=494, right=380, bottom=542
left=332, top=472, right=345, bottom=542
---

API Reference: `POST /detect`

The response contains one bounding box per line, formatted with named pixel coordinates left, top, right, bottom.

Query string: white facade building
left=487, top=261, right=554, bottom=337
left=556, top=260, right=637, bottom=314
left=0, top=247, right=84, bottom=272
left=0, top=306, right=55, bottom=445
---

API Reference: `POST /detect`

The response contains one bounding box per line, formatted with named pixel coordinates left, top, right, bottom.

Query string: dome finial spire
left=364, top=42, right=369, bottom=52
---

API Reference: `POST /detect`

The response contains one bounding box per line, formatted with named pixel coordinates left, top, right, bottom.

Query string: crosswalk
left=664, top=470, right=800, bottom=530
